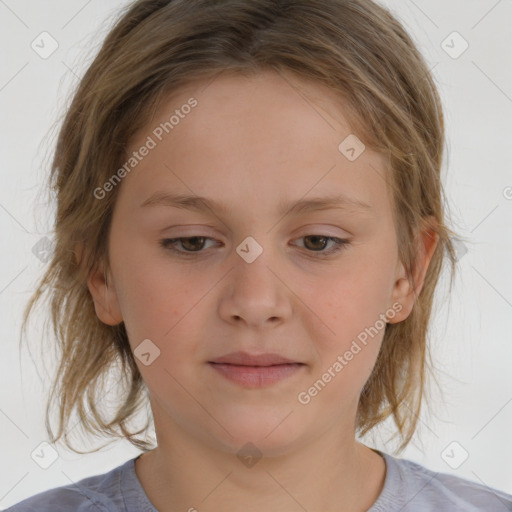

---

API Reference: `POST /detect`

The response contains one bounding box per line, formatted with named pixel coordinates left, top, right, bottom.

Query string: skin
left=87, top=69, right=438, bottom=511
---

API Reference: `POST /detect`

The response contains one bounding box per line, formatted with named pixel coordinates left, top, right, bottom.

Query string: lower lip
left=208, top=362, right=304, bottom=388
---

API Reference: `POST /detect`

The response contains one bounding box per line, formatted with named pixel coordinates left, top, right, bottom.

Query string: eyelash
left=159, top=235, right=350, bottom=259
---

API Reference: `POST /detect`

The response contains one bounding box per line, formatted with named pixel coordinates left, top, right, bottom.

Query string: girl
left=6, top=0, right=512, bottom=510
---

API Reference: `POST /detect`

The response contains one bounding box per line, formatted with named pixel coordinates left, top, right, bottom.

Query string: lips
left=208, top=351, right=302, bottom=367
left=207, top=351, right=305, bottom=388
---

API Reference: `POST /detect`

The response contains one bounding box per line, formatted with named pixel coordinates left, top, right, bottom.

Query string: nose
left=217, top=249, right=293, bottom=328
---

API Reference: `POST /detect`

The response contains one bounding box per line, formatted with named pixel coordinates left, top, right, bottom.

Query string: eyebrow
left=140, top=192, right=373, bottom=216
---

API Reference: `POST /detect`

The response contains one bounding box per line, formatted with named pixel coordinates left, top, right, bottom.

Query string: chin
left=203, top=416, right=306, bottom=459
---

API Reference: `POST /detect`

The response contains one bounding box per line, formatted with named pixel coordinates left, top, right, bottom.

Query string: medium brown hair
left=21, top=0, right=461, bottom=454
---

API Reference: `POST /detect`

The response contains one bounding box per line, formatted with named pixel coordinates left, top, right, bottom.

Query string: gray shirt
left=4, top=450, right=512, bottom=511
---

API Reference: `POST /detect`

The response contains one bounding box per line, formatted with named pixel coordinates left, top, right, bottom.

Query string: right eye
left=160, top=236, right=218, bottom=253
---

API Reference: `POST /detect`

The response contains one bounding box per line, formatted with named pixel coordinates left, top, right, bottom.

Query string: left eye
left=159, top=235, right=350, bottom=257
left=294, top=235, right=350, bottom=255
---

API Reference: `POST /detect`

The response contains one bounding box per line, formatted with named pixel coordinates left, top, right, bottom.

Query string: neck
left=135, top=415, right=386, bottom=511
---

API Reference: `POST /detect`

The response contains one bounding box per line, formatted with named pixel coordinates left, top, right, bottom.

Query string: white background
left=1, top=0, right=511, bottom=508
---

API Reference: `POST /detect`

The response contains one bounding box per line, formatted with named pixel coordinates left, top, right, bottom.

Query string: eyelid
left=159, top=233, right=351, bottom=258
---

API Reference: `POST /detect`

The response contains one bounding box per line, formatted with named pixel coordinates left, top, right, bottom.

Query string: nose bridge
left=232, top=234, right=278, bottom=293
left=218, top=233, right=292, bottom=326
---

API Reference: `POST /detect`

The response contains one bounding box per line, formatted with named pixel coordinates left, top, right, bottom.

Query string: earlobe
left=87, top=263, right=123, bottom=326
left=388, top=272, right=414, bottom=324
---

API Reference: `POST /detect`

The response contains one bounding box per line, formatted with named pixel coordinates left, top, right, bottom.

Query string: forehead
left=116, top=70, right=391, bottom=219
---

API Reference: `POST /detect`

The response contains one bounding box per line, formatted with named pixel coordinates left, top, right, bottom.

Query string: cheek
left=304, top=248, right=395, bottom=380
left=111, top=245, right=199, bottom=351
left=307, top=280, right=386, bottom=404
left=313, top=259, right=394, bottom=336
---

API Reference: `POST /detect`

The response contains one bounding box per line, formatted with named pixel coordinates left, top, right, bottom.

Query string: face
left=88, top=69, right=436, bottom=456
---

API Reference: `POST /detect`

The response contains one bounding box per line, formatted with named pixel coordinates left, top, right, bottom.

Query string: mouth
left=207, top=352, right=305, bottom=388
left=208, top=351, right=302, bottom=366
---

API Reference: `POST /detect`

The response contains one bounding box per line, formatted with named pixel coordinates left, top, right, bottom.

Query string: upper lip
left=209, top=351, right=301, bottom=366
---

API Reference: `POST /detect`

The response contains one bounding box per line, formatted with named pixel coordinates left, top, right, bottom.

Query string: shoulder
left=2, top=458, right=135, bottom=512
left=371, top=450, right=512, bottom=512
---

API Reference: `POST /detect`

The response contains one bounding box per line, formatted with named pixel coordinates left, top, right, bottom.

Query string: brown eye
left=294, top=235, right=350, bottom=257
left=160, top=235, right=349, bottom=259
left=160, top=236, right=215, bottom=254
left=178, top=236, right=207, bottom=252
left=302, top=235, right=330, bottom=251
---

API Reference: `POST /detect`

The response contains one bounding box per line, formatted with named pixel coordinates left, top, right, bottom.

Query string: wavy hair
left=21, top=0, right=461, bottom=454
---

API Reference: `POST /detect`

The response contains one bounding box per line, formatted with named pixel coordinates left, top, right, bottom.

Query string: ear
left=86, top=254, right=124, bottom=326
left=387, top=217, right=439, bottom=324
